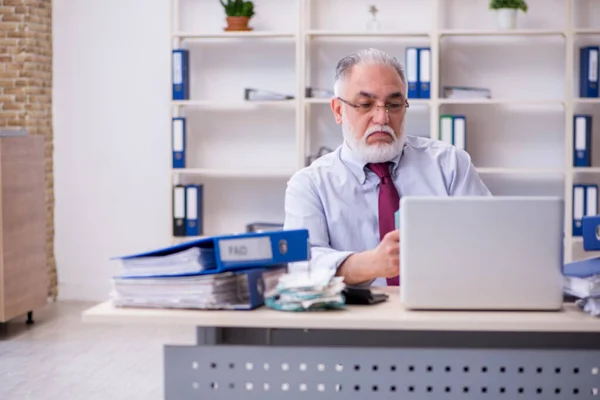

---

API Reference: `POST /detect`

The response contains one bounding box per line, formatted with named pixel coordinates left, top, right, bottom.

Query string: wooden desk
left=82, top=288, right=600, bottom=399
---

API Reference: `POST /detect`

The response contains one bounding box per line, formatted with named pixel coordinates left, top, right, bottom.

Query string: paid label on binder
left=218, top=236, right=274, bottom=262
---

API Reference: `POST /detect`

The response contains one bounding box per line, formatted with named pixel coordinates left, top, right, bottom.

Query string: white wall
left=53, top=0, right=598, bottom=301
left=53, top=0, right=172, bottom=300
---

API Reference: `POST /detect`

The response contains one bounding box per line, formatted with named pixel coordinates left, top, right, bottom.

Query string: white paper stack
left=111, top=244, right=288, bottom=310
left=264, top=266, right=346, bottom=312
left=110, top=272, right=248, bottom=309
left=118, top=247, right=216, bottom=278
left=563, top=257, right=600, bottom=317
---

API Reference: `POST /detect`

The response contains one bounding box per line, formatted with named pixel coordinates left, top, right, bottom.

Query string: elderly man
left=283, top=48, right=491, bottom=286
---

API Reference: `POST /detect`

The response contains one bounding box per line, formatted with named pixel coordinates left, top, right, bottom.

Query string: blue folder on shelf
left=579, top=46, right=599, bottom=98
left=172, top=117, right=186, bottom=168
left=418, top=47, right=431, bottom=99
left=406, top=47, right=419, bottom=99
left=573, top=115, right=592, bottom=167
left=172, top=49, right=189, bottom=100
left=113, top=229, right=310, bottom=276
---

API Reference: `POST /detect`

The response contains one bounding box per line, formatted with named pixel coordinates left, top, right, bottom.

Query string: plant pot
left=495, top=8, right=518, bottom=29
left=225, top=16, right=252, bottom=31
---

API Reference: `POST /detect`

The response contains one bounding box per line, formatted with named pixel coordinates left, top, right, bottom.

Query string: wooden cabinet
left=0, top=135, right=47, bottom=323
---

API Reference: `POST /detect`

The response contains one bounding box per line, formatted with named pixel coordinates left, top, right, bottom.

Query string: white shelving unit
left=169, top=0, right=600, bottom=262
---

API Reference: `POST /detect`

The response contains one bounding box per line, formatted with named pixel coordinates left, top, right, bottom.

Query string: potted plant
left=220, top=0, right=255, bottom=31
left=489, top=0, right=528, bottom=30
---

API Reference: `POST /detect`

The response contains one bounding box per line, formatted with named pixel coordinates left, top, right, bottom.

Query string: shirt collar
left=340, top=139, right=405, bottom=185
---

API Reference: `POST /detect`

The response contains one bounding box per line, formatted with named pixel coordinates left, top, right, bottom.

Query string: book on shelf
left=573, top=184, right=598, bottom=237
left=405, top=47, right=431, bottom=99
left=305, top=87, right=334, bottom=98
left=173, top=184, right=204, bottom=237
left=172, top=49, right=189, bottom=100
left=573, top=115, right=592, bottom=168
left=579, top=46, right=599, bottom=98
left=442, top=86, right=491, bottom=99
left=439, top=114, right=467, bottom=151
left=172, top=117, right=186, bottom=169
left=244, top=88, right=294, bottom=101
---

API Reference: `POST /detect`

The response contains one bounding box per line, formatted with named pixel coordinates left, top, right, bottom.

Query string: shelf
left=304, top=98, right=332, bottom=104
left=574, top=29, right=600, bottom=35
left=171, top=168, right=297, bottom=179
left=306, top=30, right=430, bottom=38
left=573, top=167, right=600, bottom=173
left=440, top=29, right=565, bottom=37
left=573, top=98, right=600, bottom=104
left=476, top=168, right=564, bottom=175
left=168, top=0, right=593, bottom=264
left=305, top=98, right=431, bottom=106
left=171, top=235, right=206, bottom=245
left=172, top=100, right=296, bottom=110
left=172, top=31, right=295, bottom=39
left=439, top=98, right=565, bottom=106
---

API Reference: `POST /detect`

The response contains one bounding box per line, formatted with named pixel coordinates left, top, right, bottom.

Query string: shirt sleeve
left=283, top=170, right=355, bottom=273
left=447, top=147, right=492, bottom=196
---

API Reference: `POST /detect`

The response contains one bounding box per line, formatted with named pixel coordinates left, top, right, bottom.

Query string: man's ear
left=331, top=98, right=342, bottom=125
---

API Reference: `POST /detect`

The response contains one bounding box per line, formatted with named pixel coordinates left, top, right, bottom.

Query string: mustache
left=363, top=125, right=396, bottom=142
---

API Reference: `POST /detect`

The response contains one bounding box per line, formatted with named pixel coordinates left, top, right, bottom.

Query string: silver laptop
left=399, top=196, right=564, bottom=311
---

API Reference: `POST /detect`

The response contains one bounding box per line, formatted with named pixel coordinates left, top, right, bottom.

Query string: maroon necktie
left=368, top=162, right=400, bottom=286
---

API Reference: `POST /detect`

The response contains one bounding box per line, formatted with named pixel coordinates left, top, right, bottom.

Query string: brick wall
left=0, top=0, right=56, bottom=299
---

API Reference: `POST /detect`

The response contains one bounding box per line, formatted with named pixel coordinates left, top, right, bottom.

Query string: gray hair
left=333, top=48, right=406, bottom=96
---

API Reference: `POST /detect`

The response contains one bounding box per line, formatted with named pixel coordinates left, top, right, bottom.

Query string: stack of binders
left=563, top=215, right=600, bottom=317
left=109, top=229, right=310, bottom=310
left=439, top=114, right=467, bottom=151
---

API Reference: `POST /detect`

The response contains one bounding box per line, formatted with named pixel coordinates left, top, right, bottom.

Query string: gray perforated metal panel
left=164, top=344, right=600, bottom=399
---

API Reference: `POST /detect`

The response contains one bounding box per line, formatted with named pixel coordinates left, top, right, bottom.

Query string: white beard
left=342, top=113, right=405, bottom=163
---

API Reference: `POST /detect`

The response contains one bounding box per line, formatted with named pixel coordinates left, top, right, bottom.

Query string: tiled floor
left=0, top=301, right=195, bottom=400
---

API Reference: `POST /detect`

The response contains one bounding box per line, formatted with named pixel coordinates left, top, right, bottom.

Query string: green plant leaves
left=489, top=0, right=528, bottom=12
left=219, top=0, right=255, bottom=17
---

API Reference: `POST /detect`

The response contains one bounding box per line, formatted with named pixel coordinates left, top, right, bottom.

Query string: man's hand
left=335, top=229, right=400, bottom=284
left=372, top=230, right=400, bottom=278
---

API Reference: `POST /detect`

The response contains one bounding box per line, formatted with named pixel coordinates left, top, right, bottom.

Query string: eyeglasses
left=336, top=96, right=409, bottom=115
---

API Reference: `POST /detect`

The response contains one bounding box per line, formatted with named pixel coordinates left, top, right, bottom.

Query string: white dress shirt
left=283, top=135, right=492, bottom=285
